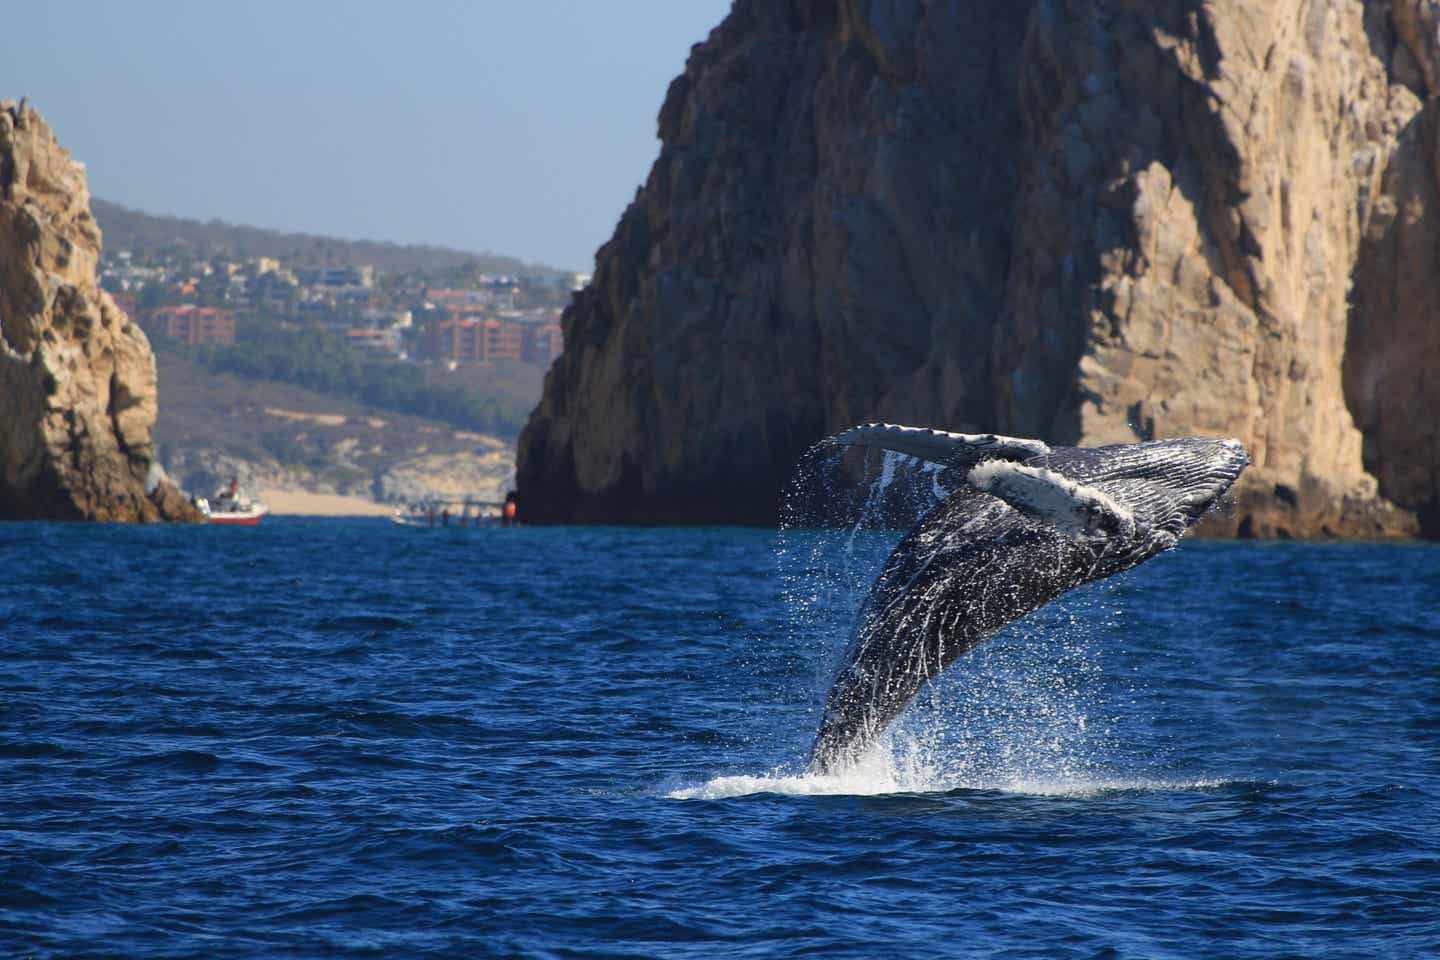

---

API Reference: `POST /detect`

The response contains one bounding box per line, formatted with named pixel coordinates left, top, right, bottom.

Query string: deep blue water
left=2, top=520, right=1438, bottom=958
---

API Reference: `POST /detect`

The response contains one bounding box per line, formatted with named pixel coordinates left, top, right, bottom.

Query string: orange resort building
left=147, top=305, right=237, bottom=346
left=427, top=316, right=561, bottom=365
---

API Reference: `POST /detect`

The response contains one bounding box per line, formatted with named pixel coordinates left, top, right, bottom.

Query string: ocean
left=2, top=520, right=1437, bottom=958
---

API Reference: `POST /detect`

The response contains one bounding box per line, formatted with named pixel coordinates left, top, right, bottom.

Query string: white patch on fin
left=967, top=461, right=1136, bottom=540
left=832, top=422, right=1050, bottom=465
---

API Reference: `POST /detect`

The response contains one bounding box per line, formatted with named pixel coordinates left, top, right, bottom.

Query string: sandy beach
left=261, top=489, right=395, bottom=517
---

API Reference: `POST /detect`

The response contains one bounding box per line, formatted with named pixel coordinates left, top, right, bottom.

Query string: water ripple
left=0, top=525, right=1436, bottom=958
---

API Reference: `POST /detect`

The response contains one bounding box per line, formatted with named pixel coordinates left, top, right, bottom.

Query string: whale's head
left=1081, top=436, right=1250, bottom=538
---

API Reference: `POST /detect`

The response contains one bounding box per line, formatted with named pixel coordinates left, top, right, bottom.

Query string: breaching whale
left=809, top=423, right=1249, bottom=772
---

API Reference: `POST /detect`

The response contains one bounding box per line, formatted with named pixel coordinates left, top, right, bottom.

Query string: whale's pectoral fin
left=967, top=460, right=1137, bottom=540
left=831, top=422, right=1051, bottom=466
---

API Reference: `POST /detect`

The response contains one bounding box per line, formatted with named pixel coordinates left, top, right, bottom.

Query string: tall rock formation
left=518, top=1, right=1440, bottom=538
left=1, top=101, right=198, bottom=521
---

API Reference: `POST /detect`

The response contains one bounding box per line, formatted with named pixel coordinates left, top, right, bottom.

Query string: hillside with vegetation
left=152, top=321, right=544, bottom=438
left=93, top=198, right=566, bottom=277
left=153, top=351, right=517, bottom=506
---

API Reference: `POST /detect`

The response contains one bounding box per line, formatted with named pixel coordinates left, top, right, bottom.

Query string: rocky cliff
left=1, top=101, right=198, bottom=521
left=519, top=1, right=1440, bottom=538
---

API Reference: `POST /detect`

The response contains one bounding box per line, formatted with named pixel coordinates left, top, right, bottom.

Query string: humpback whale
left=809, top=423, right=1249, bottom=772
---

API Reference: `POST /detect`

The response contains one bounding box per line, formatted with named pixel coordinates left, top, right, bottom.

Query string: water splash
left=772, top=445, right=933, bottom=729
left=706, top=441, right=1156, bottom=797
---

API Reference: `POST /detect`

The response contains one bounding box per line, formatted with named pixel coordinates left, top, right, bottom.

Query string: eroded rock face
left=1346, top=52, right=1440, bottom=538
left=519, top=1, right=1438, bottom=537
left=1, top=101, right=198, bottom=522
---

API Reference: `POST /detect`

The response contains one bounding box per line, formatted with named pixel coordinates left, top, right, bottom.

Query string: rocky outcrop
left=1, top=101, right=198, bottom=521
left=1001, top=0, right=1427, bottom=539
left=517, top=1, right=1440, bottom=537
left=1346, top=3, right=1440, bottom=538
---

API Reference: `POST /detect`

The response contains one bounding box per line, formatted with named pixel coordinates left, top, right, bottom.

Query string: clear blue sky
left=1, top=1, right=732, bottom=271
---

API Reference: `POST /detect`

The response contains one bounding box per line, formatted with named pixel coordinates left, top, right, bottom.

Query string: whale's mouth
left=1160, top=437, right=1250, bottom=527
left=1074, top=436, right=1250, bottom=536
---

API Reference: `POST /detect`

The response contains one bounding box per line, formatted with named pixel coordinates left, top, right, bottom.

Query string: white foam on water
left=668, top=743, right=1238, bottom=801
left=667, top=763, right=1240, bottom=800
left=668, top=741, right=934, bottom=800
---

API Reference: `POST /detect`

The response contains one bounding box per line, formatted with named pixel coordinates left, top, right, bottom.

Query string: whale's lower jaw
left=805, top=431, right=1250, bottom=770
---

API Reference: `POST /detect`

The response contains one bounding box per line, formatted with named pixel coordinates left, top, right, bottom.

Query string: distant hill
left=151, top=320, right=544, bottom=439
left=92, top=198, right=566, bottom=277
left=154, top=350, right=516, bottom=505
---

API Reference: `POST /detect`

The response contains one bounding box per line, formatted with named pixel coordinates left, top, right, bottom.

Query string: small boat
left=391, top=498, right=503, bottom=528
left=195, top=481, right=269, bottom=525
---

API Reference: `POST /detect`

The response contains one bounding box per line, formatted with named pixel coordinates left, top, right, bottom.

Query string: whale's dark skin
left=810, top=434, right=1249, bottom=772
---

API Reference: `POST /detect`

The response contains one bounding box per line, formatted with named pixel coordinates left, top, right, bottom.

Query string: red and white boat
left=195, top=481, right=269, bottom=525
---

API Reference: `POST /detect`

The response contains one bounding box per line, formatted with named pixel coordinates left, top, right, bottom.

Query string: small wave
left=973, top=776, right=1241, bottom=798
left=0, top=740, right=70, bottom=760
left=119, top=749, right=224, bottom=774
left=311, top=614, right=412, bottom=634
